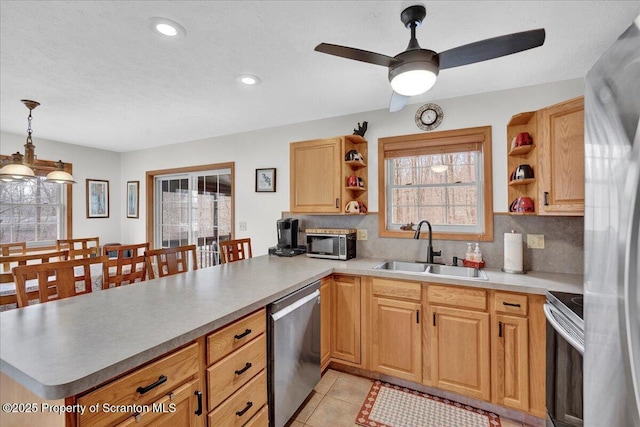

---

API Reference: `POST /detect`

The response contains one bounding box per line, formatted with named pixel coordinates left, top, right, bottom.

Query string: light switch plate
left=239, top=221, right=247, bottom=231
left=357, top=229, right=368, bottom=241
left=527, top=234, right=545, bottom=249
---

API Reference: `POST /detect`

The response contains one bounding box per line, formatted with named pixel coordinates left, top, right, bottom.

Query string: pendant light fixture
left=0, top=99, right=75, bottom=184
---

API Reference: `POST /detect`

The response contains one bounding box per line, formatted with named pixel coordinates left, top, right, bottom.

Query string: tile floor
left=287, top=369, right=535, bottom=427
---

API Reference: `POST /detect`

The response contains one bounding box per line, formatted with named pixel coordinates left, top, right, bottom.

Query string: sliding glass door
left=154, top=168, right=232, bottom=267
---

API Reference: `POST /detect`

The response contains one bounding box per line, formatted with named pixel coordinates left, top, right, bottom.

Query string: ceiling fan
left=315, top=5, right=545, bottom=112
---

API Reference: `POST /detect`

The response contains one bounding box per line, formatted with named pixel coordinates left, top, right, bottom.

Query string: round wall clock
left=415, top=103, right=443, bottom=131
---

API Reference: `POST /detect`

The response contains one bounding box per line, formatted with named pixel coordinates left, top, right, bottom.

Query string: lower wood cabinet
left=492, top=313, right=529, bottom=411
left=371, top=296, right=421, bottom=382
left=429, top=305, right=491, bottom=401
left=331, top=275, right=361, bottom=364
left=320, top=277, right=332, bottom=370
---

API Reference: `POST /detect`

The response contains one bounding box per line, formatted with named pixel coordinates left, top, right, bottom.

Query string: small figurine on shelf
left=400, top=223, right=415, bottom=231
left=353, top=121, right=368, bottom=137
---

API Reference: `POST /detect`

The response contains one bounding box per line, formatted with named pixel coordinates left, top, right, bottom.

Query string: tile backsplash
left=285, top=213, right=584, bottom=275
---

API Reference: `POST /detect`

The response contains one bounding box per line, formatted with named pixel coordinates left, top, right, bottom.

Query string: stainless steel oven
left=544, top=291, right=584, bottom=427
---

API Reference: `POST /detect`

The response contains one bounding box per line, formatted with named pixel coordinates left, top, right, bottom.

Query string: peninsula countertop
left=0, top=255, right=583, bottom=400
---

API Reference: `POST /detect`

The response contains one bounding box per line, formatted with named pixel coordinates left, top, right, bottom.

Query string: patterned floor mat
left=355, top=381, right=502, bottom=427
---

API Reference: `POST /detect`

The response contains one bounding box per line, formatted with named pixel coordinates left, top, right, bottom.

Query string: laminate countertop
left=0, top=255, right=583, bottom=400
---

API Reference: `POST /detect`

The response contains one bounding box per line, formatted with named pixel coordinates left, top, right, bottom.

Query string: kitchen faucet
left=414, top=220, right=442, bottom=264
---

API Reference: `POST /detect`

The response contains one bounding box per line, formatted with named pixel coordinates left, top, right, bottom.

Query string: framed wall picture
left=86, top=179, right=110, bottom=218
left=256, top=168, right=276, bottom=192
left=127, top=181, right=139, bottom=218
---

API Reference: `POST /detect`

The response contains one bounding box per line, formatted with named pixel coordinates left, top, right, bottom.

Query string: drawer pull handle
left=195, top=390, right=203, bottom=416
left=235, top=362, right=252, bottom=376
left=503, top=302, right=521, bottom=308
left=236, top=401, right=253, bottom=417
left=234, top=329, right=252, bottom=340
left=136, top=375, right=167, bottom=395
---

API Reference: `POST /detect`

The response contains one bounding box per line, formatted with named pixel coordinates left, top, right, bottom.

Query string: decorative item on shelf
left=345, top=149, right=364, bottom=162
left=510, top=132, right=533, bottom=150
left=400, top=222, right=414, bottom=231
left=255, top=167, right=276, bottom=192
left=353, top=121, right=368, bottom=137
left=345, top=200, right=367, bottom=214
left=510, top=164, right=534, bottom=181
left=509, top=196, right=535, bottom=213
left=357, top=177, right=364, bottom=188
left=415, top=103, right=444, bottom=131
left=0, top=100, right=75, bottom=184
left=347, top=175, right=358, bottom=187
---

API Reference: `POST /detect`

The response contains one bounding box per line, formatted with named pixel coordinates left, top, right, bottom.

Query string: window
left=0, top=158, right=72, bottom=245
left=378, top=126, right=493, bottom=241
left=147, top=163, right=234, bottom=267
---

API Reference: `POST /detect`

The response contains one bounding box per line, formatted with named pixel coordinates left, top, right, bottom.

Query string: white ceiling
left=1, top=1, right=638, bottom=153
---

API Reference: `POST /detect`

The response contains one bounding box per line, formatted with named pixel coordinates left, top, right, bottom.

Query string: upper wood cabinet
left=290, top=135, right=368, bottom=213
left=537, top=97, right=585, bottom=215
left=506, top=96, right=584, bottom=216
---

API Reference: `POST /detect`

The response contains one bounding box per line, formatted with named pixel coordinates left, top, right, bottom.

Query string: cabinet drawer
left=494, top=292, right=528, bottom=316
left=208, top=370, right=267, bottom=427
left=207, top=333, right=267, bottom=409
left=78, top=343, right=200, bottom=427
left=115, top=379, right=202, bottom=426
left=207, top=309, right=266, bottom=365
left=244, top=404, right=268, bottom=427
left=427, top=285, right=487, bottom=310
left=372, top=278, right=421, bottom=301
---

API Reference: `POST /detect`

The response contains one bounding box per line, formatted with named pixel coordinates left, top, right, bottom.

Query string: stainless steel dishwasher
left=268, top=281, right=321, bottom=427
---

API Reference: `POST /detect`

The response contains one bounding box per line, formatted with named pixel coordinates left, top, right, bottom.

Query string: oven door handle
left=544, top=303, right=585, bottom=355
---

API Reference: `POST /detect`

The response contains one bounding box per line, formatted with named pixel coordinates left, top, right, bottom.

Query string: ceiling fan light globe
left=390, top=69, right=437, bottom=96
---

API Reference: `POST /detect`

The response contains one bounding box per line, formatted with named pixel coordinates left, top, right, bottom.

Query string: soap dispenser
left=473, top=243, right=483, bottom=262
left=465, top=243, right=473, bottom=261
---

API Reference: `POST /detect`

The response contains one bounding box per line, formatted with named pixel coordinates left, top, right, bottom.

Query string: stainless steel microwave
left=306, top=229, right=356, bottom=260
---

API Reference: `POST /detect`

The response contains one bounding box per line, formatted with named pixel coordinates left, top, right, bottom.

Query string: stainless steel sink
left=425, top=264, right=488, bottom=280
left=373, top=260, right=488, bottom=280
left=373, top=261, right=429, bottom=273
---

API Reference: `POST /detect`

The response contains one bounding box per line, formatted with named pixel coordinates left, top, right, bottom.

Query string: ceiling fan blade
left=437, top=29, right=545, bottom=70
left=315, top=43, right=400, bottom=67
left=390, top=91, right=410, bottom=112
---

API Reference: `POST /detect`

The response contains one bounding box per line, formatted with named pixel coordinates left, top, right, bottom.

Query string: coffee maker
left=269, top=218, right=306, bottom=257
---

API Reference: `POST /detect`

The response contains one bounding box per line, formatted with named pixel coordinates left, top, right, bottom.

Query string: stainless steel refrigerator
left=584, top=14, right=640, bottom=427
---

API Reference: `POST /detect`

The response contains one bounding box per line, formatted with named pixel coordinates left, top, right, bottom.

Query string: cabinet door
left=290, top=138, right=342, bottom=213
left=430, top=305, right=490, bottom=401
left=320, top=278, right=331, bottom=369
left=331, top=275, right=361, bottom=364
left=492, top=314, right=529, bottom=411
left=371, top=297, right=421, bottom=382
left=538, top=97, right=585, bottom=215
left=116, top=379, right=204, bottom=427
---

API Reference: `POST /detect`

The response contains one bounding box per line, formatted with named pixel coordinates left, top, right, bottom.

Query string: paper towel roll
left=504, top=232, right=524, bottom=273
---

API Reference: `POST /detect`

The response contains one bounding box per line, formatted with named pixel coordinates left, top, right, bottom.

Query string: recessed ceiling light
left=238, top=74, right=261, bottom=85
left=149, top=17, right=186, bottom=39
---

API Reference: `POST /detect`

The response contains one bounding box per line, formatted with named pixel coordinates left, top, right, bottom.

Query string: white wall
left=121, top=78, right=584, bottom=256
left=1, top=131, right=122, bottom=244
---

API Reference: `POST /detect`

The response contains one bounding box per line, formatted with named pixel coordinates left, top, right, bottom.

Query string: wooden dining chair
left=13, top=256, right=107, bottom=308
left=56, top=237, right=100, bottom=259
left=0, top=242, right=27, bottom=272
left=0, top=250, right=70, bottom=306
left=219, top=238, right=253, bottom=264
left=102, top=243, right=149, bottom=289
left=145, top=245, right=198, bottom=279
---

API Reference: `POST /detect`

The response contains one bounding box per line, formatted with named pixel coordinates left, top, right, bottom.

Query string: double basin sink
left=373, top=260, right=488, bottom=281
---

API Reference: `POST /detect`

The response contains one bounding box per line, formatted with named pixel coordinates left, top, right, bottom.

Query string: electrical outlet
left=527, top=234, right=545, bottom=249
left=357, top=229, right=368, bottom=241
left=239, top=221, right=247, bottom=231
